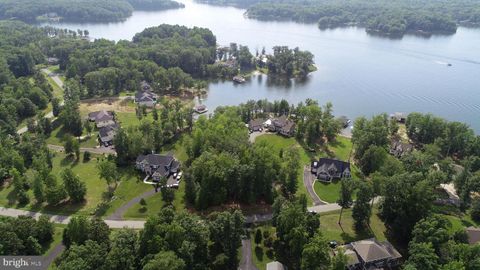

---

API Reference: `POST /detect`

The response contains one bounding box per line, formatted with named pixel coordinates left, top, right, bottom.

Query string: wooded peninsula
left=0, top=0, right=185, bottom=23
left=196, top=0, right=480, bottom=37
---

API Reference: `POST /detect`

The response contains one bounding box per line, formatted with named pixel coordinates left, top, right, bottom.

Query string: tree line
left=0, top=0, right=184, bottom=23
left=197, top=0, right=480, bottom=37
left=53, top=207, right=245, bottom=270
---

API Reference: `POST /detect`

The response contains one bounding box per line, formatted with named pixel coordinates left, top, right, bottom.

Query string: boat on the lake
left=233, top=76, right=246, bottom=84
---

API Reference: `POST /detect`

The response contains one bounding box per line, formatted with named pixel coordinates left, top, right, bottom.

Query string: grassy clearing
left=255, top=134, right=314, bottom=205
left=320, top=206, right=387, bottom=244
left=251, top=225, right=276, bottom=270
left=45, top=124, right=99, bottom=148
left=116, top=111, right=154, bottom=129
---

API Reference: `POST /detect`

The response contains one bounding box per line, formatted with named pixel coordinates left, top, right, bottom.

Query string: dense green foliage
left=266, top=46, right=314, bottom=77
left=197, top=0, right=480, bottom=37
left=0, top=0, right=183, bottom=23
left=56, top=207, right=245, bottom=270
left=0, top=215, right=54, bottom=255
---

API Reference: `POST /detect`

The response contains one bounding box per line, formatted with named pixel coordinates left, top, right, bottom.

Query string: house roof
left=467, top=227, right=480, bottom=245
left=248, top=118, right=264, bottom=129
left=89, top=110, right=114, bottom=122
left=135, top=90, right=157, bottom=103
left=266, top=261, right=286, bottom=270
left=136, top=154, right=174, bottom=167
left=344, top=248, right=360, bottom=266
left=273, top=115, right=288, bottom=127
left=282, top=121, right=295, bottom=133
left=99, top=124, right=119, bottom=142
left=351, top=239, right=392, bottom=263
left=314, top=158, right=350, bottom=175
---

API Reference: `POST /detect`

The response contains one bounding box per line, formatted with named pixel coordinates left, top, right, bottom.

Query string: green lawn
left=116, top=111, right=154, bottom=129
left=320, top=206, right=387, bottom=244
left=251, top=225, right=276, bottom=270
left=45, top=125, right=99, bottom=148
left=0, top=153, right=107, bottom=215
left=123, top=181, right=186, bottom=219
left=102, top=168, right=153, bottom=217
left=327, top=136, right=353, bottom=161
left=255, top=134, right=314, bottom=205
left=313, top=179, right=359, bottom=204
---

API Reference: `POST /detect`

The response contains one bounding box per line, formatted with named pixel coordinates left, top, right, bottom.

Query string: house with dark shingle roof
left=267, top=115, right=295, bottom=137
left=338, top=239, right=402, bottom=270
left=88, top=110, right=115, bottom=128
left=311, top=158, right=351, bottom=182
left=98, top=123, right=119, bottom=146
left=135, top=90, right=158, bottom=108
left=248, top=118, right=264, bottom=132
left=136, top=154, right=180, bottom=182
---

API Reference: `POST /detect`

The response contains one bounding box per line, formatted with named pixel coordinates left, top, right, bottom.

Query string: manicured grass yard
left=45, top=124, right=99, bottom=148
left=116, top=111, right=154, bottom=129
left=313, top=179, right=358, bottom=204
left=320, top=206, right=387, bottom=244
left=255, top=134, right=314, bottom=205
left=102, top=168, right=154, bottom=217
left=123, top=182, right=185, bottom=219
left=328, top=136, right=353, bottom=161
left=44, top=225, right=64, bottom=255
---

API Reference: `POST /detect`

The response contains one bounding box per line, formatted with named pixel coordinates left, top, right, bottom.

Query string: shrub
left=254, top=229, right=262, bottom=245
left=139, top=198, right=147, bottom=205
left=83, top=151, right=91, bottom=162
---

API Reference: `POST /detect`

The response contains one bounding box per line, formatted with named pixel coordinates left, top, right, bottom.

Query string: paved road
left=249, top=130, right=267, bottom=143
left=303, top=166, right=326, bottom=206
left=239, top=239, right=259, bottom=270
left=107, top=188, right=156, bottom=220
left=43, top=244, right=65, bottom=269
left=48, top=144, right=117, bottom=155
left=0, top=207, right=145, bottom=229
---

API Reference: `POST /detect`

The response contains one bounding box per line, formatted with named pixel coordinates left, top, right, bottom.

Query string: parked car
left=176, top=172, right=183, bottom=180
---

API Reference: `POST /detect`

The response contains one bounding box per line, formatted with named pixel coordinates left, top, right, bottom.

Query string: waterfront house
left=248, top=118, right=264, bottom=132
left=466, top=227, right=480, bottom=245
left=98, top=123, right=119, bottom=146
left=88, top=110, right=115, bottom=128
left=389, top=139, right=414, bottom=158
left=136, top=154, right=180, bottom=182
left=311, top=158, right=351, bottom=182
left=268, top=115, right=296, bottom=137
left=337, top=239, right=402, bottom=270
left=135, top=90, right=158, bottom=108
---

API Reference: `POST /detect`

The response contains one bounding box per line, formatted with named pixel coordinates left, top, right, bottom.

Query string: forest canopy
left=196, top=0, right=480, bottom=37
left=0, top=0, right=184, bottom=23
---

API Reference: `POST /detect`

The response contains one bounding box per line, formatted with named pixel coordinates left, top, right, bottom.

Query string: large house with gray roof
left=88, top=110, right=115, bottom=128
left=311, top=158, right=351, bottom=182
left=267, top=115, right=296, bottom=137
left=337, top=238, right=402, bottom=270
left=136, top=154, right=180, bottom=182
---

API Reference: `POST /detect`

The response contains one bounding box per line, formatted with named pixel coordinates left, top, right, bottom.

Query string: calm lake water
left=43, top=0, right=480, bottom=131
